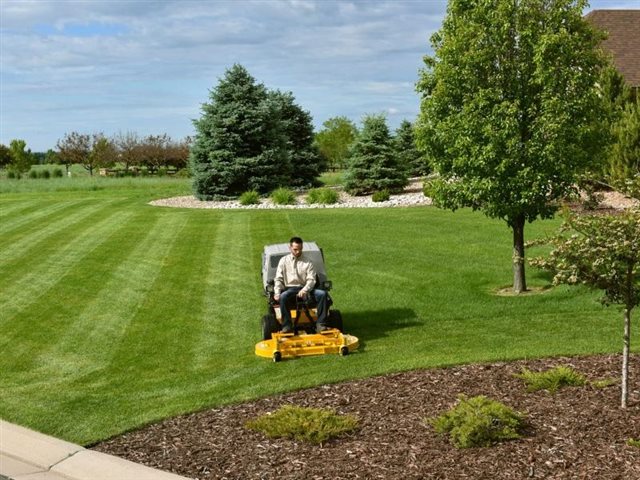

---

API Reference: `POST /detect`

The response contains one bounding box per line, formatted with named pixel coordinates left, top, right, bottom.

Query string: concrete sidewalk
left=0, top=420, right=190, bottom=480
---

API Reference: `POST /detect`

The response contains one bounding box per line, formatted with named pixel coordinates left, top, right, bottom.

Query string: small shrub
left=270, top=187, right=297, bottom=205
left=39, top=169, right=51, bottom=179
left=371, top=189, right=390, bottom=202
left=306, top=187, right=339, bottom=205
left=7, top=171, right=17, bottom=179
left=53, top=168, right=64, bottom=178
left=515, top=366, right=586, bottom=394
left=245, top=405, right=358, bottom=444
left=239, top=190, right=261, bottom=206
left=591, top=377, right=618, bottom=389
left=430, top=395, right=525, bottom=448
left=28, top=170, right=38, bottom=179
left=158, top=167, right=167, bottom=177
left=175, top=168, right=190, bottom=178
left=627, top=438, right=640, bottom=448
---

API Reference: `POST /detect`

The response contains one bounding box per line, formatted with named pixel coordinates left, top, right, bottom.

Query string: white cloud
left=0, top=0, right=465, bottom=150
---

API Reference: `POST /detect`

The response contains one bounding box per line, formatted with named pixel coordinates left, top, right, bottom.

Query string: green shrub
left=306, top=187, right=339, bottom=205
left=175, top=168, right=190, bottom=178
left=158, top=167, right=167, bottom=177
left=7, top=171, right=18, bottom=179
left=52, top=168, right=64, bottom=178
left=430, top=395, right=526, bottom=448
left=40, top=170, right=51, bottom=179
left=372, top=189, right=390, bottom=202
left=515, top=366, right=586, bottom=394
left=627, top=438, right=640, bottom=448
left=270, top=187, right=297, bottom=205
left=591, top=377, right=618, bottom=389
left=28, top=170, right=38, bottom=179
left=245, top=405, right=359, bottom=444
left=239, top=190, right=261, bottom=205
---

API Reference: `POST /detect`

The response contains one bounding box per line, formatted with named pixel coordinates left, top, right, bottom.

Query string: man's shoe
left=281, top=325, right=293, bottom=334
left=316, top=324, right=329, bottom=333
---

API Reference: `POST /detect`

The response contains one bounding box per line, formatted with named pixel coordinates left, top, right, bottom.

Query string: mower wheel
left=273, top=351, right=282, bottom=362
left=328, top=310, right=343, bottom=332
left=339, top=346, right=349, bottom=356
left=262, top=314, right=278, bottom=341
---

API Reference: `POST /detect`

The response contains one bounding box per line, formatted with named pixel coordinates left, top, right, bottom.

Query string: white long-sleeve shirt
left=274, top=253, right=316, bottom=295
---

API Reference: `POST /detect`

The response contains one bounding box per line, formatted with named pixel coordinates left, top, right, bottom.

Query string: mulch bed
left=94, top=354, right=640, bottom=479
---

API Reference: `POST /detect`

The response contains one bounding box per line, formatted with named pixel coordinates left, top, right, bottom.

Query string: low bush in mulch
left=245, top=405, right=358, bottom=444
left=515, top=365, right=587, bottom=394
left=94, top=354, right=640, bottom=480
left=430, top=394, right=526, bottom=448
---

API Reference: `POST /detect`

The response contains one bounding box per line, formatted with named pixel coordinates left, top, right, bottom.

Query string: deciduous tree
left=89, top=134, right=117, bottom=174
left=56, top=131, right=90, bottom=175
left=0, top=144, right=12, bottom=169
left=114, top=131, right=141, bottom=173
left=314, top=116, right=358, bottom=170
left=530, top=209, right=640, bottom=408
left=416, top=0, right=608, bottom=293
left=8, top=139, right=34, bottom=174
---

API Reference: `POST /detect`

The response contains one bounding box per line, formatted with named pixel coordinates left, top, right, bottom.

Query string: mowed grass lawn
left=0, top=177, right=627, bottom=445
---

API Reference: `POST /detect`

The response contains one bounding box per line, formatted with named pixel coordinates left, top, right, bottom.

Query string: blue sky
left=1, top=0, right=638, bottom=152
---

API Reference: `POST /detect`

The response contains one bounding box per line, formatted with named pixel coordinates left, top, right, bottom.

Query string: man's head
left=289, top=236, right=303, bottom=257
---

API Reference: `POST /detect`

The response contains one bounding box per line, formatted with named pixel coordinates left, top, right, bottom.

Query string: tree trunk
left=621, top=307, right=630, bottom=408
left=512, top=215, right=527, bottom=293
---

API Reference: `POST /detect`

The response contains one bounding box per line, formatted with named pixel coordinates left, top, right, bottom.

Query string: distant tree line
left=1, top=133, right=190, bottom=177
left=56, top=132, right=190, bottom=176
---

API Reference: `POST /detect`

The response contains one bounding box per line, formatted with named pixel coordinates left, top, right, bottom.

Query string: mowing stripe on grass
left=0, top=208, right=136, bottom=339
left=0, top=199, right=87, bottom=239
left=105, top=213, right=197, bottom=373
left=0, top=200, right=109, bottom=267
left=0, top=199, right=43, bottom=219
left=33, top=212, right=191, bottom=382
left=192, top=211, right=259, bottom=370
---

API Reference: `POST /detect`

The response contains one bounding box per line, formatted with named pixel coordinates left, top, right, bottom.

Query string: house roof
left=585, top=9, right=640, bottom=87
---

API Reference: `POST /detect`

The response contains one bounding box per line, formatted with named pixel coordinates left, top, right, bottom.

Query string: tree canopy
left=416, top=0, right=608, bottom=293
left=8, top=139, right=34, bottom=174
left=314, top=116, right=358, bottom=171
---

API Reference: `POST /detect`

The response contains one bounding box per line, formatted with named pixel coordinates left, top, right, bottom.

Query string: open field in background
left=0, top=178, right=629, bottom=445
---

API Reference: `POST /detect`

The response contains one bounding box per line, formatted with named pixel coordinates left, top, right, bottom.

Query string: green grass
left=0, top=178, right=630, bottom=445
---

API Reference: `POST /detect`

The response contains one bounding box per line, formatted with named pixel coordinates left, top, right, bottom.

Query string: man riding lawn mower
left=255, top=237, right=359, bottom=362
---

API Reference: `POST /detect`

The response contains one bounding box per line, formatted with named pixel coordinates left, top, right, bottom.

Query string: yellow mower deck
left=255, top=329, right=359, bottom=362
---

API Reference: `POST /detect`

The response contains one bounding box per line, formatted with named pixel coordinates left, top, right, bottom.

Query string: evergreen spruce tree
left=344, top=114, right=408, bottom=195
left=190, top=64, right=289, bottom=200
left=270, top=90, right=325, bottom=188
left=608, top=98, right=640, bottom=196
left=395, top=120, right=428, bottom=177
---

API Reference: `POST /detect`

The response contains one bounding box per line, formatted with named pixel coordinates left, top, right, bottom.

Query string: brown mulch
left=93, top=354, right=640, bottom=479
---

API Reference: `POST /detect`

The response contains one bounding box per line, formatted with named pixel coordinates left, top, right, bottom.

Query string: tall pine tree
left=395, top=120, right=428, bottom=177
left=344, top=114, right=408, bottom=195
left=269, top=90, right=325, bottom=188
left=190, top=65, right=289, bottom=200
